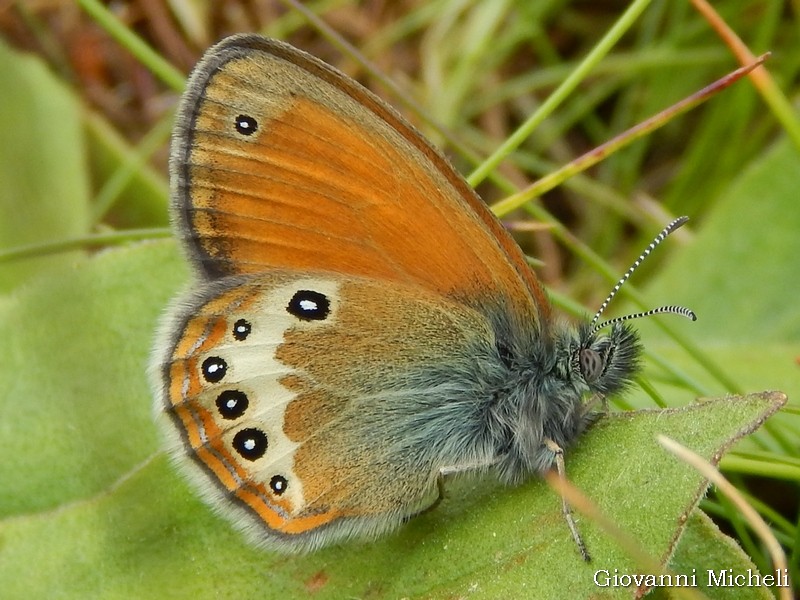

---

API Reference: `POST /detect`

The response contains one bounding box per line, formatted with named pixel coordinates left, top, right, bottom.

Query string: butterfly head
left=574, top=216, right=696, bottom=400
left=494, top=217, right=695, bottom=481
left=573, top=320, right=641, bottom=397
left=570, top=216, right=698, bottom=407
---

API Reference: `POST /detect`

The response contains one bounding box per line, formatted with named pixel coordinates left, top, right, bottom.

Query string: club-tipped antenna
left=589, top=216, right=696, bottom=336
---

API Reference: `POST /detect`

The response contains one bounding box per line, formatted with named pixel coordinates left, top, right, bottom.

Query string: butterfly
left=151, top=34, right=694, bottom=559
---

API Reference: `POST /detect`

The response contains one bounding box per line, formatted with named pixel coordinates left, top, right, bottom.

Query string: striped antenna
left=589, top=216, right=696, bottom=336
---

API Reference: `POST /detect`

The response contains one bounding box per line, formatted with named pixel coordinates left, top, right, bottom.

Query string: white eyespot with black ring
left=286, top=290, right=330, bottom=321
left=201, top=356, right=227, bottom=383
left=232, top=318, right=251, bottom=341
left=270, top=474, right=288, bottom=496
left=232, top=427, right=268, bottom=461
left=234, top=114, right=258, bottom=136
left=216, top=390, right=249, bottom=420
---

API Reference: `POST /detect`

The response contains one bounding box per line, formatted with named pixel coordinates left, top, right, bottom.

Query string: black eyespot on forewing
left=234, top=114, right=258, bottom=135
left=287, top=290, right=330, bottom=321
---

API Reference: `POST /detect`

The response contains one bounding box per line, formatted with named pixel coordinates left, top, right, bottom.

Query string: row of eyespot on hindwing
left=189, top=287, right=333, bottom=500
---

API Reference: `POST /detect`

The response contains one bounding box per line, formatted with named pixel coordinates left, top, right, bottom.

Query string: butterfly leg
left=401, top=475, right=446, bottom=522
left=580, top=392, right=609, bottom=419
left=414, top=457, right=500, bottom=519
left=428, top=474, right=447, bottom=513
left=544, top=438, right=590, bottom=562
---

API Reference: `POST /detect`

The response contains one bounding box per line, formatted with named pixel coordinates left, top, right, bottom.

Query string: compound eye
left=579, top=348, right=604, bottom=383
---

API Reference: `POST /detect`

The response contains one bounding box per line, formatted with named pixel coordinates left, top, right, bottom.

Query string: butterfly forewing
left=171, top=35, right=548, bottom=327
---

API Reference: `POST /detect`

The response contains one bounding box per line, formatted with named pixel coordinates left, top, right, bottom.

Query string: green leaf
left=0, top=241, right=186, bottom=518
left=652, top=512, right=777, bottom=600
left=646, top=137, right=800, bottom=345
left=0, top=38, right=91, bottom=292
left=629, top=137, right=800, bottom=461
left=0, top=239, right=784, bottom=598
left=85, top=111, right=170, bottom=229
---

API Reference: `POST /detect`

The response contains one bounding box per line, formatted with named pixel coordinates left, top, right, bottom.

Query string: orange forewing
left=171, top=36, right=549, bottom=326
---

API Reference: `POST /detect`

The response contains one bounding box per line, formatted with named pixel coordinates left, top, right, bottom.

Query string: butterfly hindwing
left=155, top=271, right=506, bottom=549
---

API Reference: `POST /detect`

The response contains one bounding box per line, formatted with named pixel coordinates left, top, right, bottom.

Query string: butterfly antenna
left=589, top=216, right=697, bottom=336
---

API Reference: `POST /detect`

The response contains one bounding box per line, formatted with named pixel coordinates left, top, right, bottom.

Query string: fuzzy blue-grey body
left=334, top=289, right=643, bottom=487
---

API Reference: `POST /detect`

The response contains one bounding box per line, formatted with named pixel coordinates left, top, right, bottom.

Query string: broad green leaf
left=0, top=242, right=186, bottom=517
left=0, top=38, right=91, bottom=291
left=0, top=239, right=784, bottom=598
left=646, top=137, right=800, bottom=345
left=629, top=137, right=800, bottom=458
left=653, top=512, right=777, bottom=600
